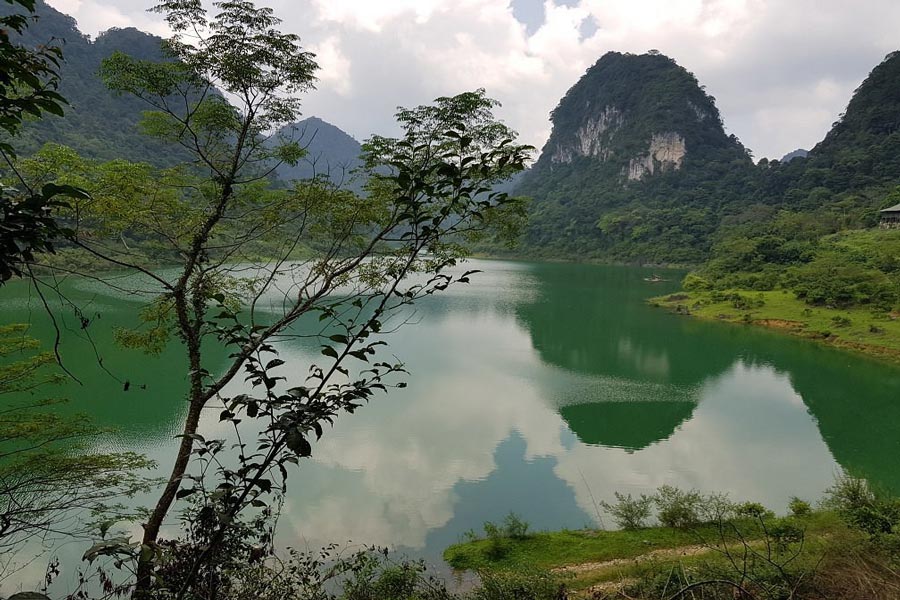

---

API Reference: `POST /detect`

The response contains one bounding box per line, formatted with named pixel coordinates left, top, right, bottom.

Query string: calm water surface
left=3, top=259, right=900, bottom=580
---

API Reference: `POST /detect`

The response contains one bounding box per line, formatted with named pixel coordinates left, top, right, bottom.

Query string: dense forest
left=0, top=0, right=195, bottom=165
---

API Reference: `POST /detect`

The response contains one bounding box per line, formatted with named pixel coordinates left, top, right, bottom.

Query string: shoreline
left=443, top=511, right=843, bottom=597
left=650, top=290, right=900, bottom=367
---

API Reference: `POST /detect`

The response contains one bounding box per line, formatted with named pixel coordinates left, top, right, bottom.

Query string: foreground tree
left=0, top=4, right=152, bottom=589
left=20, top=0, right=531, bottom=595
left=0, top=324, right=152, bottom=583
left=0, top=0, right=88, bottom=282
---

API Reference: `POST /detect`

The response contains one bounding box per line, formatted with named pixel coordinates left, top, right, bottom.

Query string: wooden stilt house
left=881, top=203, right=900, bottom=229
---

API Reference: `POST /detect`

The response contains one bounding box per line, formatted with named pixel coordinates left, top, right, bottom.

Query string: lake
left=3, top=259, right=900, bottom=580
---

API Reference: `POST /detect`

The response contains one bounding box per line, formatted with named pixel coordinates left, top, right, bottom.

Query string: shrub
left=502, top=512, right=530, bottom=540
left=600, top=492, right=654, bottom=530
left=483, top=522, right=510, bottom=560
left=791, top=258, right=898, bottom=310
left=735, top=501, right=774, bottom=520
left=480, top=513, right=531, bottom=559
left=682, top=273, right=712, bottom=291
left=789, top=497, right=813, bottom=517
left=655, top=486, right=704, bottom=529
left=344, top=561, right=421, bottom=600
left=825, top=474, right=900, bottom=540
left=832, top=315, right=852, bottom=328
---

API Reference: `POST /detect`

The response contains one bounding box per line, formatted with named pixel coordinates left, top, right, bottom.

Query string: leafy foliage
left=0, top=0, right=67, bottom=141
left=600, top=492, right=654, bottom=530
left=0, top=0, right=94, bottom=282
left=0, top=324, right=152, bottom=562
left=30, top=3, right=534, bottom=596
left=0, top=0, right=200, bottom=165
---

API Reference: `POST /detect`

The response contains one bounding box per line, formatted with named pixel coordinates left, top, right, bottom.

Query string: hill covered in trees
left=1, top=1, right=360, bottom=175
left=273, top=117, right=363, bottom=188
left=690, top=51, right=900, bottom=316
left=518, top=50, right=900, bottom=284
left=0, top=0, right=193, bottom=165
left=519, top=51, right=755, bottom=264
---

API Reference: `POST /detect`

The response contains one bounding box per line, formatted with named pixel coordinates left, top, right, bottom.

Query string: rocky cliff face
left=550, top=105, right=624, bottom=164
left=531, top=52, right=742, bottom=186
left=626, top=132, right=687, bottom=180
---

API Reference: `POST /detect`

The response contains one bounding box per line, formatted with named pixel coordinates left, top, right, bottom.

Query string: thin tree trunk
left=134, top=399, right=204, bottom=597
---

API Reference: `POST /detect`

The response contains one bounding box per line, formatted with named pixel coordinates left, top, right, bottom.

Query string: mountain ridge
left=3, top=1, right=360, bottom=178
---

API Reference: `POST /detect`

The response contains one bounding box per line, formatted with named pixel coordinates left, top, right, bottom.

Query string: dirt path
left=553, top=544, right=724, bottom=597
left=553, top=544, right=711, bottom=575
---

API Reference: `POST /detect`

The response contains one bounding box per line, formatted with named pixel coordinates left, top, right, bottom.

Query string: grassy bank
left=443, top=478, right=900, bottom=599
left=444, top=512, right=843, bottom=594
left=651, top=289, right=900, bottom=365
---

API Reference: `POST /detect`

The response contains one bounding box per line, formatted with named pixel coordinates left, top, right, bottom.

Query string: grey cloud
left=46, top=0, right=900, bottom=160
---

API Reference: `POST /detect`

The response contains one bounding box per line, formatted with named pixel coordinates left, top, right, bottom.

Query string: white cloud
left=309, top=36, right=353, bottom=96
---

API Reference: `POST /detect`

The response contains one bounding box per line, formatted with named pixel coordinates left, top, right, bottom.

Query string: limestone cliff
left=517, top=51, right=753, bottom=261
left=550, top=106, right=624, bottom=164
left=626, top=132, right=687, bottom=180
left=530, top=51, right=742, bottom=183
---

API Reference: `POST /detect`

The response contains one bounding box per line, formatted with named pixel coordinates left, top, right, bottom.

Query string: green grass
left=445, top=527, right=700, bottom=572
left=444, top=513, right=840, bottom=573
left=651, top=289, right=900, bottom=364
left=444, top=513, right=846, bottom=593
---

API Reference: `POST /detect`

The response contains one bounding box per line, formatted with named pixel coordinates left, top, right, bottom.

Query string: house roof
left=881, top=203, right=900, bottom=213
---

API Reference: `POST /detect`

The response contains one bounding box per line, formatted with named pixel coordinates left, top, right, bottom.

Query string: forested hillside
left=0, top=0, right=194, bottom=164
left=519, top=50, right=900, bottom=294
left=519, top=51, right=755, bottom=264
left=1, top=1, right=359, bottom=176
left=696, top=50, right=900, bottom=305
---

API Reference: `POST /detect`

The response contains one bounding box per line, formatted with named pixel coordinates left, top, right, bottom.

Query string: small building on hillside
left=881, top=203, right=900, bottom=229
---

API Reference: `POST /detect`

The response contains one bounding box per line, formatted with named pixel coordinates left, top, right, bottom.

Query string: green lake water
left=3, top=259, right=900, bottom=579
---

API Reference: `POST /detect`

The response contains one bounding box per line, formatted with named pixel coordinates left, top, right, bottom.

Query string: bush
left=655, top=486, right=704, bottom=529
left=480, top=513, right=532, bottom=559
left=832, top=315, right=852, bottom=327
left=344, top=561, right=422, bottom=600
left=790, top=258, right=898, bottom=310
left=601, top=492, right=654, bottom=529
left=682, top=273, right=712, bottom=291
left=502, top=512, right=530, bottom=540
left=483, top=522, right=510, bottom=560
left=789, top=497, right=813, bottom=517
left=728, top=292, right=765, bottom=310
left=735, top=501, right=774, bottom=520
left=825, top=474, right=900, bottom=540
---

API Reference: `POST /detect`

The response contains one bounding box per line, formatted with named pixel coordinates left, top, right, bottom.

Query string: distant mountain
left=518, top=51, right=754, bottom=263
left=779, top=149, right=808, bottom=163
left=2, top=1, right=363, bottom=181
left=0, top=0, right=192, bottom=165
left=274, top=117, right=363, bottom=188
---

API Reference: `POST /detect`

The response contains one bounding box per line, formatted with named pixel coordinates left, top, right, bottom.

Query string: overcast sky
left=46, top=0, right=900, bottom=160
